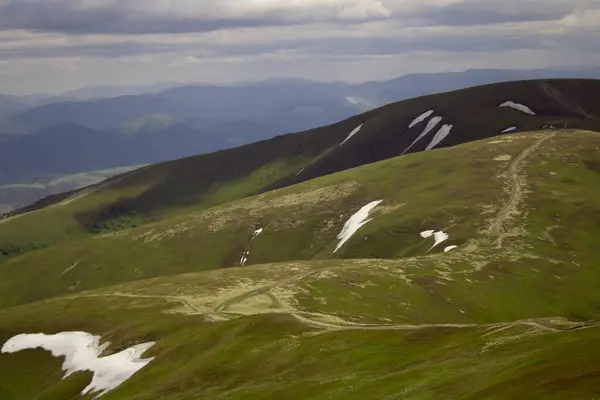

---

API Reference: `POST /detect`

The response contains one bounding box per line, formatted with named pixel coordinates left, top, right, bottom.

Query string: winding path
left=488, top=133, right=555, bottom=248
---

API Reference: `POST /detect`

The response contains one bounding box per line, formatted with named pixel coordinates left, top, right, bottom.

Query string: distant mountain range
left=1, top=67, right=600, bottom=211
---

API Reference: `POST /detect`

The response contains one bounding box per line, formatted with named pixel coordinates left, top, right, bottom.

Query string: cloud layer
left=0, top=0, right=599, bottom=93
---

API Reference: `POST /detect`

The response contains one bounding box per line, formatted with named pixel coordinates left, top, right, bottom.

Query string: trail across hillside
left=488, top=133, right=555, bottom=248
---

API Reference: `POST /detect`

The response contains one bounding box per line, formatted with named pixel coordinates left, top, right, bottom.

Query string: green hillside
left=2, top=79, right=600, bottom=265
left=1, top=129, right=600, bottom=399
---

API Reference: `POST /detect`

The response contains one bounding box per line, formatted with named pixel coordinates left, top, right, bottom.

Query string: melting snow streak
left=409, top=110, right=434, bottom=128
left=2, top=332, right=155, bottom=399
left=340, top=123, right=364, bottom=146
left=420, top=230, right=435, bottom=238
left=501, top=126, right=517, bottom=133
left=499, top=101, right=536, bottom=115
left=444, top=245, right=458, bottom=253
left=425, top=124, right=453, bottom=151
left=402, top=116, right=442, bottom=154
left=334, top=200, right=382, bottom=253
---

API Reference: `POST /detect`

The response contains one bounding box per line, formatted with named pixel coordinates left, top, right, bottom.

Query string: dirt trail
left=488, top=133, right=555, bottom=248
left=70, top=271, right=600, bottom=335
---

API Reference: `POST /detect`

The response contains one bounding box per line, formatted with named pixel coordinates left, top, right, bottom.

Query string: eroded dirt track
left=488, top=133, right=555, bottom=248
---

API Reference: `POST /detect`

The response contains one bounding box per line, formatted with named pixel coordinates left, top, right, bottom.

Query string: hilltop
left=1, top=78, right=599, bottom=262
left=3, top=69, right=600, bottom=212
left=1, top=127, right=600, bottom=398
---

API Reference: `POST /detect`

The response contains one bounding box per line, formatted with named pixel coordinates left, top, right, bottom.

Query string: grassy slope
left=0, top=130, right=528, bottom=307
left=1, top=131, right=600, bottom=310
left=2, top=79, right=600, bottom=264
left=1, top=265, right=600, bottom=399
left=1, top=130, right=600, bottom=399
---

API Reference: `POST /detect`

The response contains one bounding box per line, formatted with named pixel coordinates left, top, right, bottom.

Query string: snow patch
left=425, top=124, right=453, bottom=151
left=501, top=126, right=517, bottom=133
left=429, top=231, right=449, bottom=251
left=420, top=230, right=435, bottom=238
left=409, top=110, right=434, bottom=128
left=340, top=123, right=364, bottom=146
left=345, top=96, right=359, bottom=104
left=420, top=230, right=450, bottom=252
left=296, top=168, right=304, bottom=176
left=1, top=332, right=155, bottom=399
left=334, top=200, right=382, bottom=253
left=402, top=116, right=442, bottom=155
left=444, top=245, right=458, bottom=253
left=499, top=101, right=536, bottom=115
left=240, top=228, right=264, bottom=266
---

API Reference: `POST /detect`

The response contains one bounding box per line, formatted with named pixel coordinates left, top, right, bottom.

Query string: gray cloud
left=0, top=41, right=186, bottom=60
left=0, top=0, right=599, bottom=94
left=0, top=0, right=390, bottom=34
left=413, top=0, right=589, bottom=26
left=4, top=28, right=598, bottom=62
left=0, top=1, right=287, bottom=34
left=0, top=0, right=597, bottom=35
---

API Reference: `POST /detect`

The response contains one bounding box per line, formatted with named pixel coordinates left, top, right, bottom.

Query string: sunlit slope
left=1, top=130, right=599, bottom=311
left=1, top=250, right=600, bottom=398
left=2, top=79, right=599, bottom=264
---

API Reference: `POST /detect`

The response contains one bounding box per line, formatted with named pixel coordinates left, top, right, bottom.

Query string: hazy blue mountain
left=0, top=119, right=278, bottom=185
left=0, top=95, right=27, bottom=118
left=60, top=81, right=184, bottom=100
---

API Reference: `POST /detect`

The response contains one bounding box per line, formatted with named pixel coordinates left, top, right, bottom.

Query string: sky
left=0, top=0, right=599, bottom=95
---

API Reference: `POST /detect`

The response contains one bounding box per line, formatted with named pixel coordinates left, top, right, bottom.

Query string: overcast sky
left=0, top=0, right=599, bottom=94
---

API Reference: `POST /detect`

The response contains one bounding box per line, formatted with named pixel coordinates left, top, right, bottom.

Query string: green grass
left=1, top=290, right=600, bottom=400
left=2, top=130, right=600, bottom=399
left=0, top=131, right=528, bottom=308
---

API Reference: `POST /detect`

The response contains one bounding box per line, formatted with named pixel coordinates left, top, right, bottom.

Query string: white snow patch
left=240, top=255, right=248, bottom=266
left=1, top=332, right=155, bottom=399
left=444, top=245, right=458, bottom=253
left=499, top=101, right=536, bottom=115
left=425, top=124, right=453, bottom=151
left=421, top=230, right=450, bottom=252
left=334, top=200, right=382, bottom=253
left=296, top=168, right=304, bottom=176
left=501, top=126, right=517, bottom=133
left=402, top=116, right=442, bottom=154
left=340, top=123, right=364, bottom=146
left=409, top=110, right=434, bottom=128
left=254, top=228, right=263, bottom=236
left=345, top=96, right=360, bottom=104
left=429, top=231, right=449, bottom=251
